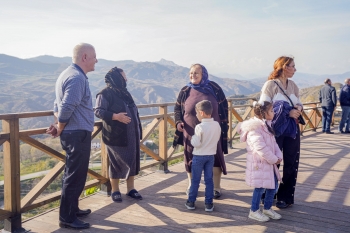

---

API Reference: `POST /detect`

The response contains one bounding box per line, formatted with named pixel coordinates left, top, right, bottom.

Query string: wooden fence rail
left=0, top=99, right=324, bottom=232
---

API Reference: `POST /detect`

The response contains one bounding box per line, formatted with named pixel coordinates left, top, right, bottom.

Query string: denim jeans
left=59, top=130, right=91, bottom=223
left=339, top=106, right=350, bottom=132
left=251, top=175, right=278, bottom=211
left=321, top=106, right=334, bottom=132
left=188, top=155, right=214, bottom=204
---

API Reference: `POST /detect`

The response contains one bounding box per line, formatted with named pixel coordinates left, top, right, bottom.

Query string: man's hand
left=46, top=124, right=58, bottom=136
left=177, top=122, right=184, bottom=132
left=47, top=122, right=65, bottom=138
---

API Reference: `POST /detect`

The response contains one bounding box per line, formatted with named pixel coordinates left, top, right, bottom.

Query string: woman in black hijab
left=95, top=67, right=142, bottom=202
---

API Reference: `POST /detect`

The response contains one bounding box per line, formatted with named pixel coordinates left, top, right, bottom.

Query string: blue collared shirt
left=53, top=64, right=94, bottom=132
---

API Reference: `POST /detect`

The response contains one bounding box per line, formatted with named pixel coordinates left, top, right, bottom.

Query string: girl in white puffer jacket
left=238, top=101, right=283, bottom=222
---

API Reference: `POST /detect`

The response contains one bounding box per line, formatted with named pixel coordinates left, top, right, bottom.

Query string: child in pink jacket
left=238, top=101, right=283, bottom=222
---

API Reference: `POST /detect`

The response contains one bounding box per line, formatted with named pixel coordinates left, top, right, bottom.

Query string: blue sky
left=1, top=0, right=349, bottom=77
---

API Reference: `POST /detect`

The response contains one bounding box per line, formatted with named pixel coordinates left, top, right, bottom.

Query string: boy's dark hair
left=253, top=101, right=275, bottom=135
left=195, top=100, right=213, bottom=116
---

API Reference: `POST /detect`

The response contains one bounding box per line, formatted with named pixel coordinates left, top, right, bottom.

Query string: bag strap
left=273, top=80, right=295, bottom=106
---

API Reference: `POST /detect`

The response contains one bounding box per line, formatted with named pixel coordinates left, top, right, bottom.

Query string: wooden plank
left=139, top=114, right=163, bottom=121
left=140, top=144, right=164, bottom=162
left=20, top=135, right=66, bottom=161
left=0, top=132, right=10, bottom=140
left=141, top=118, right=162, bottom=144
left=20, top=136, right=108, bottom=183
left=228, top=101, right=233, bottom=143
left=2, top=118, right=22, bottom=230
left=231, top=108, right=243, bottom=122
left=158, top=106, right=168, bottom=163
left=19, top=128, right=47, bottom=137
left=0, top=209, right=12, bottom=221
left=140, top=161, right=162, bottom=170
left=21, top=162, right=65, bottom=209
left=21, top=179, right=101, bottom=213
left=167, top=117, right=176, bottom=128
left=3, top=119, right=21, bottom=212
left=137, top=102, right=175, bottom=108
left=227, top=97, right=256, bottom=101
left=0, top=111, right=53, bottom=120
left=91, top=125, right=102, bottom=139
left=0, top=138, right=7, bottom=146
left=166, top=146, right=176, bottom=159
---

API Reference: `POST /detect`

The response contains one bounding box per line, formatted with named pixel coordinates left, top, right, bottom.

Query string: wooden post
left=158, top=105, right=169, bottom=173
left=99, top=140, right=111, bottom=196
left=2, top=118, right=25, bottom=232
left=312, top=104, right=317, bottom=131
left=228, top=100, right=233, bottom=149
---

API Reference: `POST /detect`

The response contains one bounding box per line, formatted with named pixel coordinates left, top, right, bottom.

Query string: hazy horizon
left=1, top=0, right=350, bottom=77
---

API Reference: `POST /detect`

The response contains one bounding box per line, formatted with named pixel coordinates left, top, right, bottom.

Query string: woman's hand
left=112, top=112, right=131, bottom=124
left=276, top=158, right=282, bottom=165
left=289, top=108, right=301, bottom=119
left=177, top=122, right=184, bottom=132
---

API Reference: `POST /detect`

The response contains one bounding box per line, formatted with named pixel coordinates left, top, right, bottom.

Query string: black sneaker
left=205, top=203, right=214, bottom=212
left=213, top=190, right=221, bottom=199
left=276, top=201, right=291, bottom=209
left=185, top=201, right=195, bottom=210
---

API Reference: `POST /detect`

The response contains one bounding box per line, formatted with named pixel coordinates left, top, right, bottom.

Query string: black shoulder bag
left=273, top=80, right=306, bottom=125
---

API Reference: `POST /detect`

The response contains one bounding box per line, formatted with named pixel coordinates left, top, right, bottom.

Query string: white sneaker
left=263, top=208, right=282, bottom=220
left=248, top=209, right=269, bottom=222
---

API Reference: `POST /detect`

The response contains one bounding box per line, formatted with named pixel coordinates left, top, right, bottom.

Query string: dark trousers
left=321, top=106, right=334, bottom=132
left=59, top=130, right=91, bottom=223
left=276, top=128, right=300, bottom=204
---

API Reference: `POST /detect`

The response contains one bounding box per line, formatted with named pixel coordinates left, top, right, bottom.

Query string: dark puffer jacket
left=339, top=84, right=350, bottom=107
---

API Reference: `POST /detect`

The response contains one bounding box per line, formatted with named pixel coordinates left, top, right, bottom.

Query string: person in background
left=49, top=43, right=97, bottom=230
left=319, top=78, right=337, bottom=134
left=338, top=78, right=350, bottom=133
left=173, top=64, right=228, bottom=199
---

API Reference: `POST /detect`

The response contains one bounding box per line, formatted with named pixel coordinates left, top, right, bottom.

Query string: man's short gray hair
left=345, top=78, right=350, bottom=84
left=72, top=43, right=94, bottom=63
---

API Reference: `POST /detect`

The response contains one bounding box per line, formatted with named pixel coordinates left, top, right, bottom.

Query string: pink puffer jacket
left=238, top=117, right=282, bottom=189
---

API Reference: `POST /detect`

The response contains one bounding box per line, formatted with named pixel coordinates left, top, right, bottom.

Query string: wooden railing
left=0, top=99, right=325, bottom=232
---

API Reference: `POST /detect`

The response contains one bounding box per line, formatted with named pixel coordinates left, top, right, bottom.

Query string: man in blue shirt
left=50, top=43, right=97, bottom=230
left=339, top=78, right=350, bottom=133
left=319, top=79, right=337, bottom=134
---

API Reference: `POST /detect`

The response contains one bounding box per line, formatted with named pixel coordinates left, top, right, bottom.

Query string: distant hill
left=0, top=53, right=348, bottom=129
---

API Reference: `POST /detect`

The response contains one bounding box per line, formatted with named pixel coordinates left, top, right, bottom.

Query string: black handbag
left=273, top=80, right=306, bottom=125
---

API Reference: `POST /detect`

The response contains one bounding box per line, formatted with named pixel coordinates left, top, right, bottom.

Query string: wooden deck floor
left=22, top=128, right=350, bottom=233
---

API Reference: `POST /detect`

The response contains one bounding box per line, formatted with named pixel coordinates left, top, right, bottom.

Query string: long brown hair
left=253, top=101, right=275, bottom=135
left=268, top=56, right=294, bottom=80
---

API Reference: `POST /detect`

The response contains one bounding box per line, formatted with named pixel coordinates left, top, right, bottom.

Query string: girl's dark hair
left=253, top=101, right=275, bottom=135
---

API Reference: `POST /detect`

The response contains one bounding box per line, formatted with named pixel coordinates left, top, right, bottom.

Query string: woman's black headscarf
left=105, top=67, right=135, bottom=107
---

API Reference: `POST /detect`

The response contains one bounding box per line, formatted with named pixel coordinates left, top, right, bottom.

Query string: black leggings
left=276, top=128, right=301, bottom=204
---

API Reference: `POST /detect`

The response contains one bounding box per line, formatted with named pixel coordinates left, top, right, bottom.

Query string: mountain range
left=0, top=53, right=349, bottom=129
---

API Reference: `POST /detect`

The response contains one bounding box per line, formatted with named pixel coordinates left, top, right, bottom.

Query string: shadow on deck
left=22, top=128, right=350, bottom=233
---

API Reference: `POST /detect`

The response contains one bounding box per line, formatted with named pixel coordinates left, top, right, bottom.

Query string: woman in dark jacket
left=95, top=67, right=143, bottom=202
left=173, top=63, right=228, bottom=198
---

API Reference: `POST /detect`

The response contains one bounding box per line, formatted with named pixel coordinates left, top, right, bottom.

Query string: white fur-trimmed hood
left=238, top=117, right=269, bottom=142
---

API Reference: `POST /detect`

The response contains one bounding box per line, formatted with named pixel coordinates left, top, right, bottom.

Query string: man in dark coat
left=338, top=78, right=350, bottom=133
left=319, top=79, right=337, bottom=134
